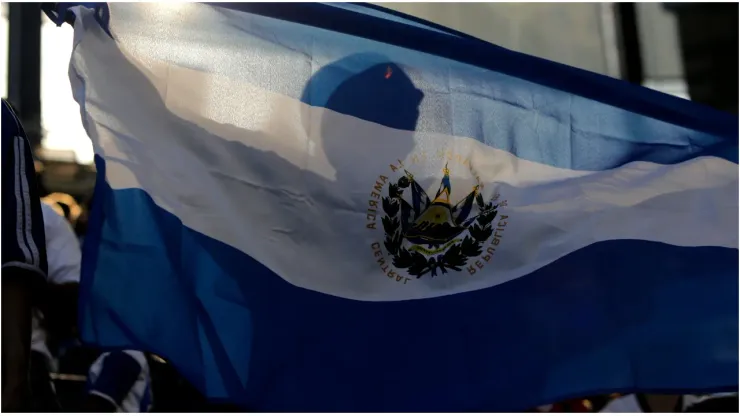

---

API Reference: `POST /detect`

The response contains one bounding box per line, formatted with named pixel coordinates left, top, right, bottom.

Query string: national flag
left=48, top=2, right=737, bottom=411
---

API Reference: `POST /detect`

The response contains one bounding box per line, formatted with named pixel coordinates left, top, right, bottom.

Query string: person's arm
left=1, top=99, right=48, bottom=411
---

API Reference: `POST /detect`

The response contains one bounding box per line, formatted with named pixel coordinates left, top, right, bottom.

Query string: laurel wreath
left=381, top=176, right=499, bottom=279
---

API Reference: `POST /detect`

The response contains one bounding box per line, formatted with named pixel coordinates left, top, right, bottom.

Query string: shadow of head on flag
left=300, top=53, right=424, bottom=181
left=300, top=53, right=424, bottom=129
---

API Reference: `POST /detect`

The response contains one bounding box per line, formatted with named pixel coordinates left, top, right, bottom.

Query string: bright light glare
left=41, top=15, right=93, bottom=165
left=0, top=7, right=7, bottom=99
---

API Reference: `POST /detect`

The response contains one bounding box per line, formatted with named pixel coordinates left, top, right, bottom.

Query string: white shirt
left=40, top=202, right=82, bottom=285
left=31, top=202, right=82, bottom=363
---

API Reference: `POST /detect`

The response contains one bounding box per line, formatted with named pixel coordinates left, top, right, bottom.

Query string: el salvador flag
left=51, top=2, right=737, bottom=411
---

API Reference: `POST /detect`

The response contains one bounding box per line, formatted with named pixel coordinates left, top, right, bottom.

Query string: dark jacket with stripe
left=2, top=98, right=48, bottom=283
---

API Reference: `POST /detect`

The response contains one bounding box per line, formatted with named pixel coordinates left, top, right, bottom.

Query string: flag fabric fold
left=58, top=2, right=737, bottom=411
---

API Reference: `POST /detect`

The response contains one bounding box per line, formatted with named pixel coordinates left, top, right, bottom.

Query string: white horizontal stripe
left=71, top=13, right=738, bottom=301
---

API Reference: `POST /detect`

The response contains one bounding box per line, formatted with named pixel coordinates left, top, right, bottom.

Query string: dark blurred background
left=3, top=2, right=737, bottom=412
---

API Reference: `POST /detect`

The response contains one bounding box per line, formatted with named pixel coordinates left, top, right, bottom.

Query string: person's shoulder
left=1, top=99, right=28, bottom=155
left=1, top=99, right=22, bottom=139
left=2, top=98, right=14, bottom=117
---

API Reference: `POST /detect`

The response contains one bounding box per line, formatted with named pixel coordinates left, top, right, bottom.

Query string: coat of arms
left=381, top=163, right=501, bottom=279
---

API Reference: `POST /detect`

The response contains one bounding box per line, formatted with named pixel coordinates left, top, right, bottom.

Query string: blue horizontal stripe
left=326, top=3, right=469, bottom=39
left=80, top=156, right=738, bottom=411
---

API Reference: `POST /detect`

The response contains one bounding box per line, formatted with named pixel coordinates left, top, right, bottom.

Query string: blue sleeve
left=1, top=99, right=48, bottom=282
